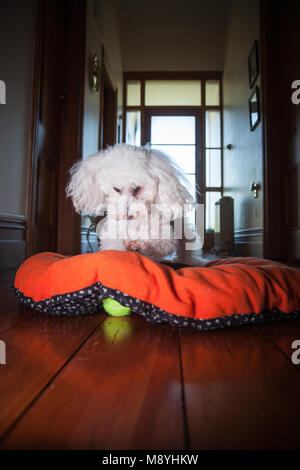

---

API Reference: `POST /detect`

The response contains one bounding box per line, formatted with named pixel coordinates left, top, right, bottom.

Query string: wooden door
left=279, top=2, right=300, bottom=260
left=28, top=0, right=85, bottom=257
left=261, top=0, right=300, bottom=261
left=28, top=0, right=65, bottom=254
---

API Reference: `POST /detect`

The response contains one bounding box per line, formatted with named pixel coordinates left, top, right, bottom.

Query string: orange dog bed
left=12, top=251, right=300, bottom=331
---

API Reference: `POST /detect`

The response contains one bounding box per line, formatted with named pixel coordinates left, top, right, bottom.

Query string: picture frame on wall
left=249, top=86, right=260, bottom=131
left=248, top=39, right=259, bottom=88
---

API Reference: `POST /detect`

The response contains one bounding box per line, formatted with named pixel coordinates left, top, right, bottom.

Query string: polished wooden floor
left=1, top=267, right=300, bottom=450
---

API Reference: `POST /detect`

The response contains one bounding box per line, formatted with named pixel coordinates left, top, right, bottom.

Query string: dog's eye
left=132, top=186, right=141, bottom=196
left=113, top=187, right=121, bottom=193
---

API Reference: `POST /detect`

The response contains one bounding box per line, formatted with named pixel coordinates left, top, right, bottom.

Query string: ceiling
left=115, top=0, right=233, bottom=71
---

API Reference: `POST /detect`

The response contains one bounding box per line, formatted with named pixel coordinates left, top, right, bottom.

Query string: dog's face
left=67, top=144, right=194, bottom=221
left=100, top=166, right=158, bottom=220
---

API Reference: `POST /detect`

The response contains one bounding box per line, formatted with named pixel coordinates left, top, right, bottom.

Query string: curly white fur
left=66, top=144, right=196, bottom=260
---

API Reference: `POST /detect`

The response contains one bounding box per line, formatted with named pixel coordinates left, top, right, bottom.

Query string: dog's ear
left=66, top=154, right=106, bottom=214
left=147, top=150, right=194, bottom=220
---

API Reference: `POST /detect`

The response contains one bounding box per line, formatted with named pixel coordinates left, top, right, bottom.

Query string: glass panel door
left=150, top=115, right=197, bottom=201
left=143, top=110, right=203, bottom=207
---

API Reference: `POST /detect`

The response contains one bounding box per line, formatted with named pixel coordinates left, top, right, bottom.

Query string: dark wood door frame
left=56, top=0, right=86, bottom=256
left=26, top=0, right=44, bottom=258
left=27, top=0, right=86, bottom=257
left=99, top=46, right=118, bottom=150
left=260, top=0, right=284, bottom=260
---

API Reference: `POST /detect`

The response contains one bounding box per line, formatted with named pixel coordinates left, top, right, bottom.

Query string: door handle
left=250, top=182, right=260, bottom=198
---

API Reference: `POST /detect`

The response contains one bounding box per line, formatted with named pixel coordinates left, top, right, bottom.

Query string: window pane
left=127, top=81, right=141, bottom=106
left=205, top=111, right=221, bottom=148
left=249, top=91, right=259, bottom=128
left=205, top=80, right=220, bottom=106
left=206, top=149, right=221, bottom=187
left=145, top=80, right=201, bottom=106
left=151, top=116, right=195, bottom=145
left=206, top=191, right=221, bottom=231
left=126, top=111, right=141, bottom=146
left=151, top=145, right=195, bottom=174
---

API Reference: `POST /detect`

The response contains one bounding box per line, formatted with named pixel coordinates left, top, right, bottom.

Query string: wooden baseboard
left=0, top=213, right=27, bottom=271
left=234, top=227, right=263, bottom=257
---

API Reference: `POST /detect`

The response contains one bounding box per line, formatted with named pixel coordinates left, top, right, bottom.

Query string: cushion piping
left=11, top=283, right=300, bottom=332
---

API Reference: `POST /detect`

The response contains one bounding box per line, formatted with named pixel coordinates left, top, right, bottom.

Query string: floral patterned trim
left=11, top=283, right=300, bottom=331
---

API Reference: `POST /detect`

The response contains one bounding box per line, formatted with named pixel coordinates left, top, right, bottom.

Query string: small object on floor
left=102, top=297, right=132, bottom=317
left=103, top=317, right=132, bottom=342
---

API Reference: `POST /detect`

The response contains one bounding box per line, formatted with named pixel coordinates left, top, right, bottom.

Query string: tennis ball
left=102, top=297, right=132, bottom=317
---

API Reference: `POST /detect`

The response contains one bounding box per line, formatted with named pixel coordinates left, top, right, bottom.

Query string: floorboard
left=1, top=272, right=300, bottom=450
left=0, top=307, right=104, bottom=440
left=258, top=319, right=300, bottom=367
left=0, top=315, right=185, bottom=450
left=180, top=323, right=300, bottom=449
left=0, top=289, right=36, bottom=334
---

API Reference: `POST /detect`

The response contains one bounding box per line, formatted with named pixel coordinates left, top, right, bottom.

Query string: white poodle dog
left=67, top=144, right=195, bottom=260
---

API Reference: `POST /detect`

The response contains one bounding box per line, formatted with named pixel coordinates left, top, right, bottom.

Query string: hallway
left=1, top=0, right=300, bottom=454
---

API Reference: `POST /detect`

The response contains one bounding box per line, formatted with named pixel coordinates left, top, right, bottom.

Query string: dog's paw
left=138, top=241, right=153, bottom=252
left=124, top=240, right=141, bottom=251
left=138, top=242, right=158, bottom=257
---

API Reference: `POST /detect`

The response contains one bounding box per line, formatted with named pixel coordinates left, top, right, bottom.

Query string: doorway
left=123, top=73, right=223, bottom=249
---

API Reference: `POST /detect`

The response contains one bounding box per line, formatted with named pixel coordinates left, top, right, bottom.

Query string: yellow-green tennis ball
left=102, top=297, right=132, bottom=317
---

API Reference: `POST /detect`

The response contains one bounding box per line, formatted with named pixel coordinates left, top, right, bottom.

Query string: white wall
left=223, top=0, right=263, bottom=255
left=83, top=0, right=123, bottom=159
left=82, top=0, right=123, bottom=233
left=97, top=0, right=123, bottom=104
left=0, top=0, right=36, bottom=216
left=82, top=0, right=103, bottom=159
